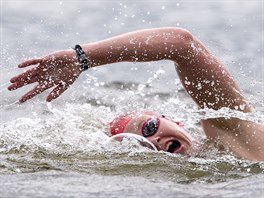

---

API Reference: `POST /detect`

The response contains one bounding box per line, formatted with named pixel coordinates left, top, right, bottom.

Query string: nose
left=148, top=135, right=161, bottom=149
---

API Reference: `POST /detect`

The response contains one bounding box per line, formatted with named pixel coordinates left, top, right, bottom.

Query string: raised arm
left=9, top=27, right=251, bottom=112
left=8, top=27, right=193, bottom=102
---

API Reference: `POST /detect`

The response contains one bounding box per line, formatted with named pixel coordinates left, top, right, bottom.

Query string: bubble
left=15, top=168, right=21, bottom=173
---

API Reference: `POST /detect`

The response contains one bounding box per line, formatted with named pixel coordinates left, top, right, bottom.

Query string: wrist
left=73, top=44, right=91, bottom=71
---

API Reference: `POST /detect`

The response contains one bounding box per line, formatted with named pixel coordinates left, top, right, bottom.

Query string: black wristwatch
left=73, top=44, right=91, bottom=71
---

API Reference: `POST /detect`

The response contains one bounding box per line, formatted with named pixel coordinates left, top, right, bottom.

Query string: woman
left=8, top=27, right=264, bottom=161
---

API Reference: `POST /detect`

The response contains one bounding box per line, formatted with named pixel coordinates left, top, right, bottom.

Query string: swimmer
left=8, top=27, right=264, bottom=161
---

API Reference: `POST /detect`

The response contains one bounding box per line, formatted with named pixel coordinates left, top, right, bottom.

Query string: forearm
left=81, top=27, right=192, bottom=67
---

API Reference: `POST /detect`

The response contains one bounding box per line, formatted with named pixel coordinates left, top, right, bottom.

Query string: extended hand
left=8, top=49, right=82, bottom=102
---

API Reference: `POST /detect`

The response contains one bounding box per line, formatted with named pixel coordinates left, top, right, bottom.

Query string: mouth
left=166, top=140, right=182, bottom=154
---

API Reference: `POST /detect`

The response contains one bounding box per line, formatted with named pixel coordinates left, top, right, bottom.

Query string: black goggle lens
left=142, top=118, right=160, bottom=137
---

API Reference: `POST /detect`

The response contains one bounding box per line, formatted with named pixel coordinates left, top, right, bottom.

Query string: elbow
left=163, top=27, right=196, bottom=61
left=157, top=27, right=195, bottom=44
left=171, top=27, right=195, bottom=47
left=176, top=28, right=194, bottom=42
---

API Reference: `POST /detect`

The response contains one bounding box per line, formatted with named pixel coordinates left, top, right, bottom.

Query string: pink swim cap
left=109, top=112, right=135, bottom=136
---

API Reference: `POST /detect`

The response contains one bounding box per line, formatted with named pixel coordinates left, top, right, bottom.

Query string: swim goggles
left=142, top=117, right=160, bottom=137
left=141, top=116, right=184, bottom=137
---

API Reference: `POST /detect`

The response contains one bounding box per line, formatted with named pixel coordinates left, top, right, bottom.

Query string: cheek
left=157, top=128, right=168, bottom=136
left=158, top=126, right=176, bottom=137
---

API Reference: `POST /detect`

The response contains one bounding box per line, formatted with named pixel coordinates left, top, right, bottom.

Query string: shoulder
left=202, top=118, right=264, bottom=161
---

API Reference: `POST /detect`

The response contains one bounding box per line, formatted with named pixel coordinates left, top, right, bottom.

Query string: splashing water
left=0, top=91, right=263, bottom=183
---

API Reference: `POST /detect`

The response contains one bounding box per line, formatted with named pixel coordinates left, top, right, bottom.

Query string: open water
left=0, top=1, right=263, bottom=197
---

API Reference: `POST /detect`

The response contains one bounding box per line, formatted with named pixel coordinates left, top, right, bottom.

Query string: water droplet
left=239, top=104, right=245, bottom=110
left=184, top=80, right=191, bottom=85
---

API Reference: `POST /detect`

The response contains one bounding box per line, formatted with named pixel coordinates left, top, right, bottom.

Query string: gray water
left=0, top=1, right=264, bottom=197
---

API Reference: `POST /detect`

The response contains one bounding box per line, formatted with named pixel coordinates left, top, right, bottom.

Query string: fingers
left=46, top=82, right=70, bottom=102
left=8, top=69, right=38, bottom=90
left=19, top=84, right=52, bottom=103
left=10, top=66, right=39, bottom=84
left=8, top=76, right=38, bottom=91
left=18, top=58, right=43, bottom=68
left=18, top=80, right=73, bottom=102
left=10, top=58, right=42, bottom=83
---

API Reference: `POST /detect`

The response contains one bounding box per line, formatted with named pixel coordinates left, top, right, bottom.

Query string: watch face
left=79, top=54, right=86, bottom=61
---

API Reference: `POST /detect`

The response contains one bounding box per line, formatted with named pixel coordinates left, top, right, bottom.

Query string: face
left=123, top=115, right=193, bottom=154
